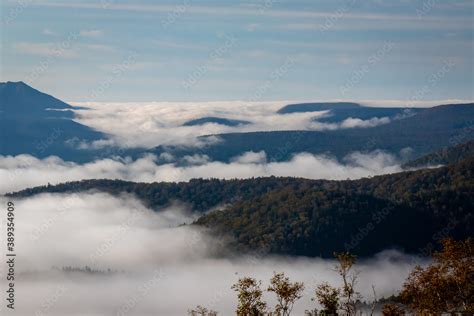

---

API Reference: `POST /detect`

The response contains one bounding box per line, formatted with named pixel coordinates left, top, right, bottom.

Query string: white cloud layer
left=310, top=116, right=391, bottom=130
left=0, top=193, right=426, bottom=316
left=0, top=151, right=401, bottom=194
left=71, top=101, right=393, bottom=149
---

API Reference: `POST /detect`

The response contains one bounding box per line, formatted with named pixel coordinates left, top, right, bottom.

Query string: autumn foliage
left=400, top=238, right=474, bottom=314
left=188, top=238, right=473, bottom=315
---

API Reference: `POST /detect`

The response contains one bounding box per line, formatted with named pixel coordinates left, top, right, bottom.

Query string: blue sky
left=1, top=0, right=473, bottom=102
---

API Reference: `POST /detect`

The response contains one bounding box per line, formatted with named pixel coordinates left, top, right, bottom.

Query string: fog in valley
left=2, top=0, right=472, bottom=314
left=1, top=193, right=426, bottom=316
left=0, top=150, right=402, bottom=194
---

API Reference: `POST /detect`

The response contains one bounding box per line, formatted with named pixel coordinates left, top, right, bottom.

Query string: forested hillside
left=9, top=177, right=320, bottom=212
left=9, top=152, right=473, bottom=257
left=403, top=140, right=474, bottom=168
left=197, top=157, right=473, bottom=256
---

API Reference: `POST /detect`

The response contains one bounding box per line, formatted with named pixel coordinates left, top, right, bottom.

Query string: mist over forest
left=1, top=0, right=473, bottom=314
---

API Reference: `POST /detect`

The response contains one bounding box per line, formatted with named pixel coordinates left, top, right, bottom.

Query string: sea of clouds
left=0, top=99, right=404, bottom=194
left=0, top=150, right=401, bottom=194
left=71, top=100, right=472, bottom=150
left=0, top=101, right=429, bottom=315
left=0, top=193, right=426, bottom=316
left=70, top=101, right=393, bottom=149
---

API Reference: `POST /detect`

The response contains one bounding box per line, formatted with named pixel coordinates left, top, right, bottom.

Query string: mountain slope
left=403, top=140, right=474, bottom=168
left=278, top=102, right=422, bottom=124
left=196, top=157, right=473, bottom=257
left=0, top=81, right=73, bottom=118
left=0, top=81, right=105, bottom=161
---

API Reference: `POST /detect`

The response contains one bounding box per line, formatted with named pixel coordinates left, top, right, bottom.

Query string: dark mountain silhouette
left=277, top=102, right=363, bottom=113
left=0, top=81, right=73, bottom=119
left=149, top=103, right=474, bottom=163
left=1, top=82, right=473, bottom=165
left=183, top=117, right=250, bottom=127
left=0, top=81, right=105, bottom=161
left=277, top=102, right=423, bottom=123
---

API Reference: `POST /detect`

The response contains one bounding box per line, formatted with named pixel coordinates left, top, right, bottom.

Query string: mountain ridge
left=148, top=103, right=474, bottom=163
left=2, top=82, right=473, bottom=165
left=0, top=81, right=73, bottom=118
left=277, top=102, right=363, bottom=114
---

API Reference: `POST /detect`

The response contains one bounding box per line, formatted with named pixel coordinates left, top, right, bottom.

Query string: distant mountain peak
left=0, top=81, right=72, bottom=118
left=277, top=102, right=362, bottom=114
left=2, top=80, right=35, bottom=91
left=4, top=80, right=27, bottom=85
left=0, top=81, right=105, bottom=160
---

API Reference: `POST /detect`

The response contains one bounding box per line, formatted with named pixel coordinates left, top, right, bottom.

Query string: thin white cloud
left=42, top=28, right=56, bottom=36
left=231, top=151, right=267, bottom=164
left=308, top=117, right=391, bottom=130
left=13, top=41, right=115, bottom=59
left=277, top=18, right=472, bottom=31
left=244, top=23, right=260, bottom=32
left=340, top=116, right=391, bottom=128
left=152, top=39, right=206, bottom=50
left=79, top=29, right=103, bottom=38
left=32, top=1, right=472, bottom=24
left=13, top=42, right=78, bottom=59
left=82, top=43, right=114, bottom=51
